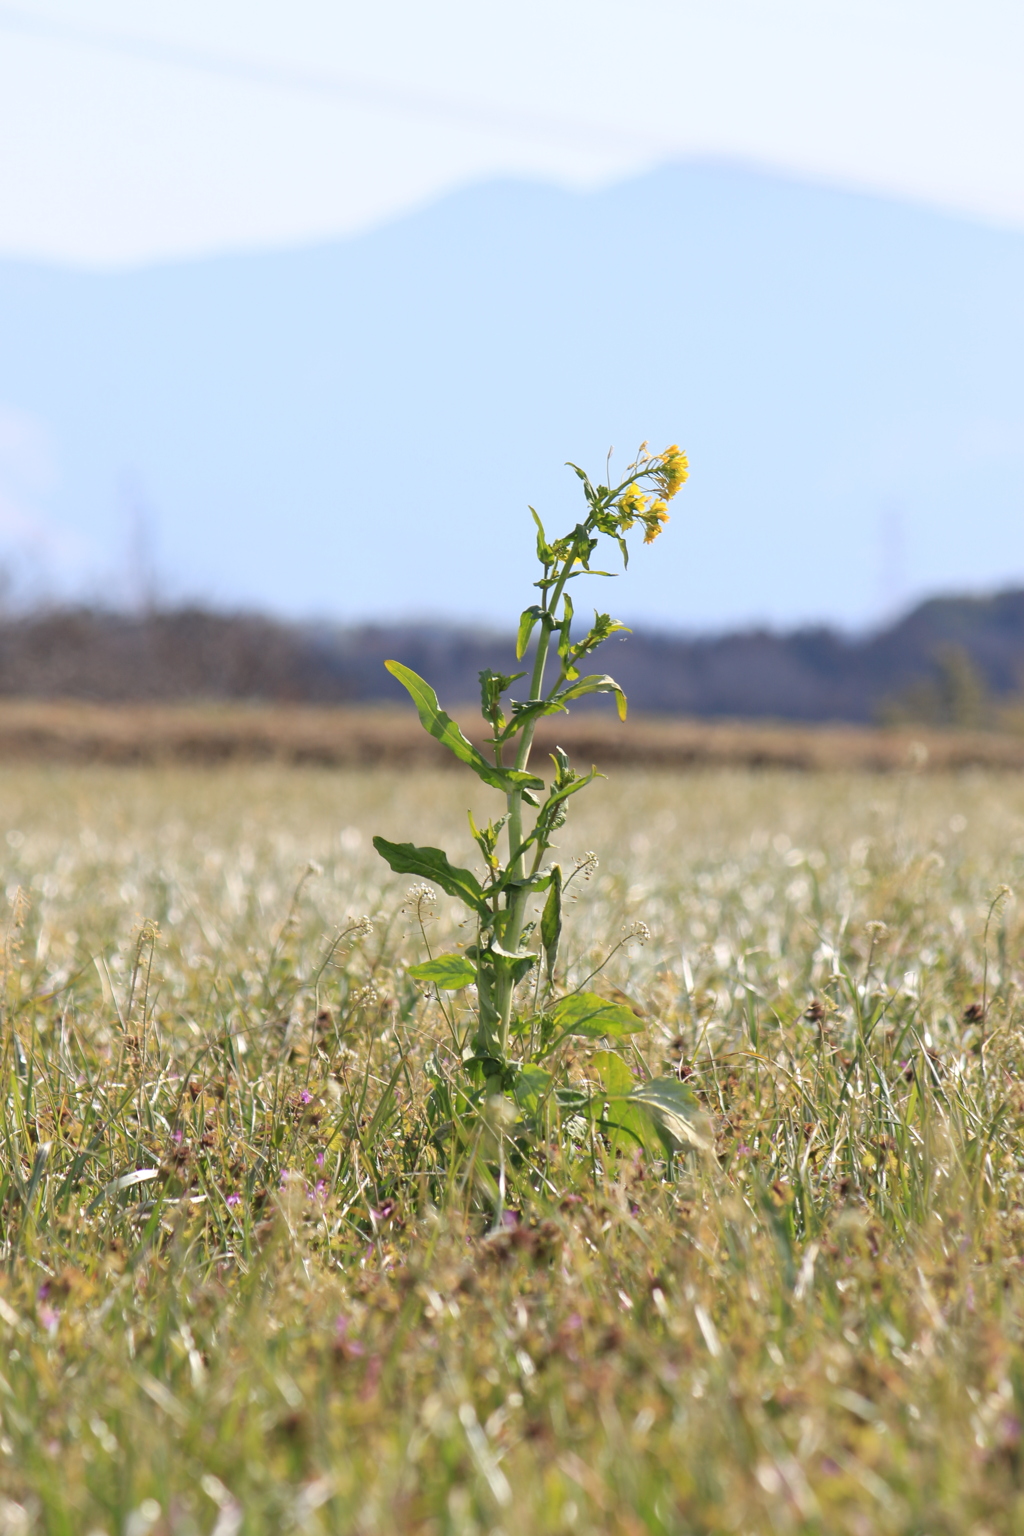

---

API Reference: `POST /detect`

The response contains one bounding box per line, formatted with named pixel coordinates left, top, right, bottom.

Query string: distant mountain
left=0, top=163, right=1022, bottom=632
left=0, top=590, right=1021, bottom=724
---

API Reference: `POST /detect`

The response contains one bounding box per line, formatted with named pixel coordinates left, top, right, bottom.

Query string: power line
left=0, top=3, right=673, bottom=158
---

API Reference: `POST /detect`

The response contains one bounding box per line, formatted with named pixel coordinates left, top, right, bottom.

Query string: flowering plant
left=374, top=444, right=708, bottom=1160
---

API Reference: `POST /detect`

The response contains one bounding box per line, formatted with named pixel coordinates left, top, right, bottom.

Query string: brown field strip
left=0, top=698, right=1022, bottom=770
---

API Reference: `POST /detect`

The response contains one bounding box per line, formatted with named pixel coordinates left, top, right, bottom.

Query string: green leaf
left=550, top=990, right=644, bottom=1039
left=497, top=868, right=555, bottom=898
left=372, top=836, right=489, bottom=918
left=628, top=1078, right=713, bottom=1152
left=489, top=940, right=538, bottom=986
left=589, top=1051, right=653, bottom=1157
left=540, top=865, right=562, bottom=981
left=589, top=1049, right=635, bottom=1096
left=494, top=696, right=570, bottom=746
left=479, top=669, right=525, bottom=731
left=385, top=661, right=542, bottom=793
left=564, top=613, right=630, bottom=676
left=530, top=507, right=552, bottom=565
left=555, top=1085, right=590, bottom=1114
left=534, top=762, right=600, bottom=827
left=513, top=1063, right=553, bottom=1117
left=516, top=606, right=545, bottom=660
left=556, top=593, right=576, bottom=676
left=468, top=808, right=506, bottom=871
left=559, top=673, right=628, bottom=721
left=407, top=954, right=477, bottom=990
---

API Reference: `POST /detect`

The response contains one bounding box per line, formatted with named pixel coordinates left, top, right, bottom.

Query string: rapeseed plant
left=374, top=445, right=703, bottom=1170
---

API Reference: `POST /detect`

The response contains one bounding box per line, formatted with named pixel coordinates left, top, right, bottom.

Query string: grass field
left=2, top=764, right=1024, bottom=1534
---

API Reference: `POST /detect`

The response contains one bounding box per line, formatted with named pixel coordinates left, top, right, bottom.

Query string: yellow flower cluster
left=655, top=444, right=689, bottom=500
left=614, top=445, right=688, bottom=545
left=643, top=498, right=670, bottom=545
left=617, top=483, right=648, bottom=530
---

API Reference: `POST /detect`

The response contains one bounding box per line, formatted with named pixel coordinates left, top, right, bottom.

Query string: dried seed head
left=403, top=885, right=437, bottom=917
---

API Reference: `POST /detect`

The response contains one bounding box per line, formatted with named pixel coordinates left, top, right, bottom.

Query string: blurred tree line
left=0, top=592, right=1021, bottom=726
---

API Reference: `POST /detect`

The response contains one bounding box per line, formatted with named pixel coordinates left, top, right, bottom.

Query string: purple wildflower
left=335, top=1316, right=365, bottom=1358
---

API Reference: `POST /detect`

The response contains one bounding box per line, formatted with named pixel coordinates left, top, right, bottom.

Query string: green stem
left=493, top=561, right=574, bottom=1055
left=511, top=562, right=570, bottom=810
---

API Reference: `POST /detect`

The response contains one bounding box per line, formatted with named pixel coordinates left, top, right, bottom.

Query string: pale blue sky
left=2, top=165, right=1022, bottom=629
left=0, top=2, right=1022, bottom=632
left=1, top=0, right=1023, bottom=265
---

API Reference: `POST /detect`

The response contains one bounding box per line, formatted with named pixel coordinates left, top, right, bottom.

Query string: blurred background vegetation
left=0, top=588, right=1022, bottom=729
